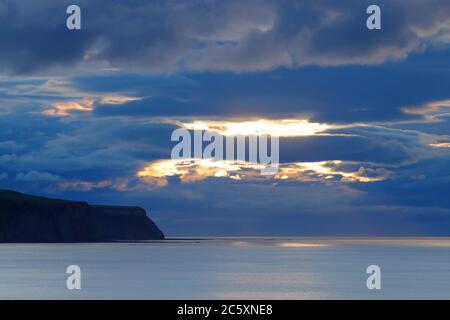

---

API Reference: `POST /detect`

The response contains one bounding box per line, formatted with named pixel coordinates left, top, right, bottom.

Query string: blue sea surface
left=0, top=238, right=449, bottom=299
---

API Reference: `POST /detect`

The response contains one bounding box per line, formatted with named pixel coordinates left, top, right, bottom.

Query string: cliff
left=0, top=190, right=165, bottom=242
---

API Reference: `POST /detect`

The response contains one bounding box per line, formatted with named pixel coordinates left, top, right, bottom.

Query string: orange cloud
left=137, top=159, right=391, bottom=186
left=403, top=99, right=450, bottom=120
left=43, top=99, right=94, bottom=116
left=42, top=95, right=141, bottom=117
left=430, top=142, right=450, bottom=148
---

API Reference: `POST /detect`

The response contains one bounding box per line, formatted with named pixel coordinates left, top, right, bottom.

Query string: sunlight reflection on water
left=0, top=238, right=449, bottom=299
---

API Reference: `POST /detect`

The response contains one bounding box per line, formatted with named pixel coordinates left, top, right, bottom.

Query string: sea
left=0, top=237, right=449, bottom=300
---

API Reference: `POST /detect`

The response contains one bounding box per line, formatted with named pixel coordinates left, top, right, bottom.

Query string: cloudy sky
left=1, top=0, right=450, bottom=236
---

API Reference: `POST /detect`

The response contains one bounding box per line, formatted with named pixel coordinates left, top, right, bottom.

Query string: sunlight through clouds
left=430, top=143, right=450, bottom=148
left=178, top=119, right=332, bottom=137
left=136, top=159, right=391, bottom=186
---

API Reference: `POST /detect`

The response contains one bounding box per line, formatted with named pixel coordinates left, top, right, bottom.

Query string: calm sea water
left=0, top=237, right=449, bottom=299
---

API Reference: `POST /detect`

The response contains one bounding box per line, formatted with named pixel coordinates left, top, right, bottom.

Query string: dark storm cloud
left=87, top=60, right=450, bottom=123
left=354, top=154, right=450, bottom=209
left=1, top=0, right=450, bottom=74
left=279, top=126, right=433, bottom=165
left=0, top=105, right=176, bottom=189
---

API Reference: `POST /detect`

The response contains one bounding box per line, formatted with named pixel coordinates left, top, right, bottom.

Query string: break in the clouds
left=0, top=0, right=450, bottom=235
left=1, top=0, right=450, bottom=74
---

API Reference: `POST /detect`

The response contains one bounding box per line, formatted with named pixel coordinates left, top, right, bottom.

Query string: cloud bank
left=1, top=0, right=450, bottom=74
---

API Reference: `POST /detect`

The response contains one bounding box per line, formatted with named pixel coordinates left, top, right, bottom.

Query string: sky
left=0, top=0, right=450, bottom=236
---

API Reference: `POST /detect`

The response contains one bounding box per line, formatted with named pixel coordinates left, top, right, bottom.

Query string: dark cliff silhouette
left=0, top=190, right=164, bottom=242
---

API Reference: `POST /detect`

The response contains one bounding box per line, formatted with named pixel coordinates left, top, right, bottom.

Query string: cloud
left=177, top=119, right=332, bottom=136
left=15, top=170, right=61, bottom=182
left=43, top=99, right=94, bottom=116
left=0, top=141, right=24, bottom=152
left=430, top=143, right=450, bottom=148
left=403, top=99, right=450, bottom=124
left=58, top=179, right=115, bottom=192
left=0, top=154, right=17, bottom=164
left=42, top=95, right=141, bottom=117
left=136, top=159, right=392, bottom=186
left=1, top=0, right=450, bottom=75
left=86, top=64, right=450, bottom=124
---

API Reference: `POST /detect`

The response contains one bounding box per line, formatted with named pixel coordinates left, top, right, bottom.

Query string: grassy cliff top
left=0, top=189, right=79, bottom=206
left=0, top=189, right=142, bottom=210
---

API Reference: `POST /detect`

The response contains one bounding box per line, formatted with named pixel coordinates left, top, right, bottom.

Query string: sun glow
left=430, top=142, right=450, bottom=148
left=179, top=119, right=331, bottom=137
left=137, top=159, right=390, bottom=185
left=137, top=159, right=264, bottom=183
left=275, top=162, right=390, bottom=183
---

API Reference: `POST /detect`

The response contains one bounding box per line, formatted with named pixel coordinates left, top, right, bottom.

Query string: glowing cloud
left=137, top=159, right=257, bottom=183
left=275, top=161, right=391, bottom=183
left=137, top=159, right=391, bottom=186
left=43, top=99, right=94, bottom=116
left=178, top=119, right=331, bottom=137
left=42, top=95, right=141, bottom=117
left=58, top=177, right=137, bottom=192
left=430, top=143, right=450, bottom=148
left=58, top=179, right=112, bottom=191
left=403, top=99, right=450, bottom=120
left=98, top=96, right=142, bottom=105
